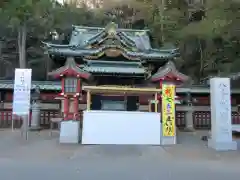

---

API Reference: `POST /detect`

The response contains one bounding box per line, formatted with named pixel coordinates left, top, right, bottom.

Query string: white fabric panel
left=59, top=121, right=80, bottom=144
left=82, top=111, right=161, bottom=145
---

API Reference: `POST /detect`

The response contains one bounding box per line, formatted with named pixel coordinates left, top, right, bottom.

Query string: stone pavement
left=0, top=129, right=240, bottom=180
left=167, top=131, right=240, bottom=163
left=0, top=129, right=240, bottom=162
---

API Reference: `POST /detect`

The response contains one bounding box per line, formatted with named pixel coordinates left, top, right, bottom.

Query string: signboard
left=12, top=69, right=32, bottom=115
left=210, top=78, right=232, bottom=142
left=162, top=84, right=176, bottom=136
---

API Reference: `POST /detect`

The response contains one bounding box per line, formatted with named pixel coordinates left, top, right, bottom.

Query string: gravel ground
left=0, top=130, right=240, bottom=180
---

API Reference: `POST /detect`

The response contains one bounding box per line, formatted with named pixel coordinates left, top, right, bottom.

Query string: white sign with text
left=208, top=78, right=237, bottom=151
left=12, top=69, right=32, bottom=115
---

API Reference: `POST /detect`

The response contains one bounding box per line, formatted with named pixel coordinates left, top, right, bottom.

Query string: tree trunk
left=0, top=40, right=2, bottom=58
left=198, top=38, right=204, bottom=81
left=18, top=23, right=27, bottom=68
left=160, top=0, right=165, bottom=43
left=45, top=53, right=52, bottom=80
left=0, top=40, right=3, bottom=78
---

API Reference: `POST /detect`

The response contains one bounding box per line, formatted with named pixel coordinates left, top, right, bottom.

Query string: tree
left=127, top=0, right=189, bottom=46
left=0, top=0, right=53, bottom=68
left=1, top=0, right=239, bottom=82
left=178, top=0, right=240, bottom=79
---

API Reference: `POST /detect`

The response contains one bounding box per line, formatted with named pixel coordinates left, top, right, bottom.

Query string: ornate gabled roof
left=43, top=22, right=179, bottom=60
left=0, top=80, right=61, bottom=90
left=71, top=22, right=147, bottom=49
left=45, top=45, right=178, bottom=60
left=48, top=57, right=91, bottom=79
left=151, top=61, right=190, bottom=82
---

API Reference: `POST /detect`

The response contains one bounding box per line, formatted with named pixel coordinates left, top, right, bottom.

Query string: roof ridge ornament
left=164, top=61, right=176, bottom=71
left=105, top=22, right=118, bottom=36
left=65, top=57, right=76, bottom=67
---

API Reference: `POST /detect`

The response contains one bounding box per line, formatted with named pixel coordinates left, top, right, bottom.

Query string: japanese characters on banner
left=12, top=69, right=32, bottom=116
left=162, top=84, right=176, bottom=136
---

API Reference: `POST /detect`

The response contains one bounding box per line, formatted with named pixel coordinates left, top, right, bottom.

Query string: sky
left=56, top=0, right=64, bottom=4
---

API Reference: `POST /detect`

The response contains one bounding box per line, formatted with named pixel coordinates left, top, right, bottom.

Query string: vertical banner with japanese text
left=162, top=84, right=176, bottom=136
left=12, top=69, right=32, bottom=115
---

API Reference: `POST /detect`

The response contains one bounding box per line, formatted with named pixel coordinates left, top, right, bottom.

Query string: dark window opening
left=64, top=78, right=77, bottom=93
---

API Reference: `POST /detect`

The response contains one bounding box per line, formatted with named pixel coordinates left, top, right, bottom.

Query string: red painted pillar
left=63, top=97, right=69, bottom=120
left=77, top=78, right=81, bottom=93
left=159, top=79, right=163, bottom=90
left=73, top=97, right=79, bottom=120
left=159, top=78, right=163, bottom=113
left=61, top=77, right=65, bottom=94
left=75, top=78, right=81, bottom=120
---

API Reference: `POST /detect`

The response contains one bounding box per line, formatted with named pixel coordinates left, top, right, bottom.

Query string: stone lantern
left=29, top=86, right=41, bottom=130
left=0, top=92, right=4, bottom=109
left=183, top=91, right=197, bottom=131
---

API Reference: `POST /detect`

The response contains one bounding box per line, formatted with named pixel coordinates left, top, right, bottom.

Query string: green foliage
left=0, top=0, right=240, bottom=81
left=1, top=0, right=52, bottom=27
left=176, top=0, right=240, bottom=79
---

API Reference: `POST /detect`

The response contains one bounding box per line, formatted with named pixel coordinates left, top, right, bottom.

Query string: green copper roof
left=48, top=57, right=91, bottom=79
left=43, top=22, right=179, bottom=60
left=0, top=80, right=61, bottom=90
left=71, top=22, right=148, bottom=49
left=151, top=61, right=190, bottom=82
left=81, top=60, right=146, bottom=75
left=46, top=45, right=178, bottom=59
left=83, top=66, right=145, bottom=75
left=1, top=79, right=240, bottom=94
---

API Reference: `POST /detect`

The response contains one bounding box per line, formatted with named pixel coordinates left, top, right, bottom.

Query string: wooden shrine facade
left=0, top=82, right=240, bottom=129
left=0, top=22, right=240, bottom=128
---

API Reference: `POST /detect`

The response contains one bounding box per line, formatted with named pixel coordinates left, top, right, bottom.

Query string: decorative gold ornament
left=135, top=31, right=146, bottom=36
left=84, top=47, right=140, bottom=60
left=106, top=22, right=117, bottom=36
left=105, top=49, right=121, bottom=57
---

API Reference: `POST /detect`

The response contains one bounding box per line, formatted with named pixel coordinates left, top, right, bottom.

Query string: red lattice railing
left=0, top=109, right=60, bottom=128
left=193, top=111, right=240, bottom=129
left=0, top=109, right=239, bottom=129
left=176, top=111, right=186, bottom=128
left=193, top=111, right=211, bottom=129
left=0, top=109, right=185, bottom=129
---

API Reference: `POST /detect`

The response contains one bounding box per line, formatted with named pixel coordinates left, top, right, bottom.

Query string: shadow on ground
left=0, top=129, right=240, bottom=164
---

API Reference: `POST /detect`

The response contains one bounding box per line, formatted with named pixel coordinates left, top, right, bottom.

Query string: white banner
left=12, top=69, right=32, bottom=116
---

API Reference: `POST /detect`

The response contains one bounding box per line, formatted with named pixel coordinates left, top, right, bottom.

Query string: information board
left=12, top=69, right=32, bottom=115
